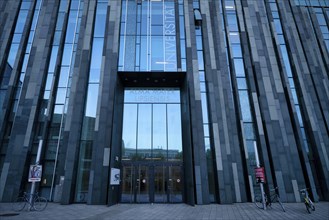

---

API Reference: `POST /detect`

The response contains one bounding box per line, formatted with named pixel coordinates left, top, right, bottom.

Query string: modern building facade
left=0, top=0, right=328, bottom=206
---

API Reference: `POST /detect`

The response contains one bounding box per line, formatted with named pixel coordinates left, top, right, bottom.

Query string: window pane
left=239, top=91, right=252, bottom=122
left=234, top=58, right=245, bottom=77
left=137, top=104, right=152, bottom=160
left=122, top=104, right=137, bottom=160
left=48, top=46, right=59, bottom=72
left=16, top=10, right=28, bottom=33
left=236, top=78, right=247, bottom=90
left=151, top=3, right=163, bottom=26
left=243, top=123, right=255, bottom=139
left=55, top=88, right=66, bottom=104
left=196, top=35, right=203, bottom=50
left=231, top=44, right=242, bottom=57
left=151, top=36, right=164, bottom=70
left=90, top=38, right=104, bottom=70
left=45, top=74, right=53, bottom=90
left=201, top=93, right=209, bottom=123
left=197, top=51, right=204, bottom=70
left=7, top=44, right=19, bottom=67
left=94, top=3, right=107, bottom=37
left=167, top=104, right=182, bottom=161
left=229, top=33, right=240, bottom=43
left=62, top=44, right=73, bottom=66
left=65, top=11, right=78, bottom=43
left=85, top=84, right=99, bottom=117
left=153, top=104, right=167, bottom=160
left=58, top=67, right=69, bottom=87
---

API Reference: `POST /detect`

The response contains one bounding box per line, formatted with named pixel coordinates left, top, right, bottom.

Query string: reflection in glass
left=61, top=44, right=73, bottom=66
left=85, top=84, right=99, bottom=117
left=167, top=104, right=182, bottom=161
left=75, top=141, right=93, bottom=202
left=55, top=88, right=66, bottom=104
left=233, top=58, right=245, bottom=77
left=48, top=47, right=59, bottom=72
left=243, top=123, right=255, bottom=140
left=119, top=0, right=182, bottom=72
left=153, top=104, right=167, bottom=161
left=154, top=166, right=166, bottom=202
left=137, top=104, right=152, bottom=160
left=122, top=104, right=137, bottom=160
left=94, top=3, right=107, bottom=37
left=121, top=166, right=134, bottom=202
left=58, top=67, right=69, bottom=87
left=169, top=165, right=183, bottom=203
left=122, top=89, right=182, bottom=162
left=238, top=91, right=252, bottom=122
left=136, top=166, right=149, bottom=203
left=7, top=44, right=19, bottom=67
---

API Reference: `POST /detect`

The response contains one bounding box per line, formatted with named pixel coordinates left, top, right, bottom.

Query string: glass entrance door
left=154, top=165, right=166, bottom=203
left=121, top=163, right=182, bottom=203
left=169, top=165, right=183, bottom=203
left=120, top=88, right=183, bottom=203
left=121, top=165, right=150, bottom=203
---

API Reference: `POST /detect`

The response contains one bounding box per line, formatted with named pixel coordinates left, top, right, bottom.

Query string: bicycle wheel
left=33, top=197, right=48, bottom=211
left=12, top=197, right=26, bottom=212
left=309, top=199, right=315, bottom=211
left=305, top=201, right=311, bottom=214
left=254, top=195, right=263, bottom=209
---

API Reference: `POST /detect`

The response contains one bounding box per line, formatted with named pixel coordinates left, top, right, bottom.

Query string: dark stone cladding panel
left=0, top=1, right=20, bottom=68
left=184, top=0, right=210, bottom=205
left=88, top=0, right=121, bottom=205
left=279, top=1, right=329, bottom=201
left=241, top=0, right=307, bottom=202
left=238, top=0, right=275, bottom=196
left=0, top=0, right=59, bottom=202
left=202, top=0, right=247, bottom=203
left=60, top=0, right=96, bottom=205
left=0, top=1, right=35, bottom=144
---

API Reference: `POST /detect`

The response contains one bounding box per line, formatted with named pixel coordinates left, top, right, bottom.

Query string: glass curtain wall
left=294, top=0, right=329, bottom=7
left=122, top=89, right=182, bottom=162
left=119, top=0, right=186, bottom=72
left=37, top=0, right=80, bottom=199
left=267, top=0, right=327, bottom=199
left=312, top=7, right=329, bottom=52
left=75, top=0, right=107, bottom=203
left=222, top=0, right=260, bottom=200
left=0, top=0, right=33, bottom=170
left=193, top=0, right=216, bottom=202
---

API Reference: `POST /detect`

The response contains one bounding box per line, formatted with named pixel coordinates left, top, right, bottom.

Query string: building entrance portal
left=121, top=163, right=182, bottom=203
left=120, top=88, right=183, bottom=203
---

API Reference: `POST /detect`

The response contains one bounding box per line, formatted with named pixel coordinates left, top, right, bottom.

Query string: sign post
left=254, top=141, right=266, bottom=210
left=29, top=140, right=43, bottom=210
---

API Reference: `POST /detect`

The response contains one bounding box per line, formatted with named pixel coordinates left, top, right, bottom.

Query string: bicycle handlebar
left=299, top=188, right=308, bottom=192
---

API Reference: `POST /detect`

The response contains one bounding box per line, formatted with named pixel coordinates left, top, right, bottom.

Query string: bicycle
left=254, top=187, right=286, bottom=212
left=300, top=188, right=315, bottom=214
left=12, top=191, right=48, bottom=211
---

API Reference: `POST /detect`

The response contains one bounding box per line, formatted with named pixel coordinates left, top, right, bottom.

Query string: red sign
left=255, top=167, right=265, bottom=183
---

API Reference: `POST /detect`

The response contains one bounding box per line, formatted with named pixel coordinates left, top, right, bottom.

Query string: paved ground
left=0, top=202, right=328, bottom=220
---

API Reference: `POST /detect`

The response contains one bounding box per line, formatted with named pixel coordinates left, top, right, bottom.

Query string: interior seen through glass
left=121, top=88, right=183, bottom=203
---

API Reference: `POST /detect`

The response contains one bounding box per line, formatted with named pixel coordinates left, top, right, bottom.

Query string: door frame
left=120, top=161, right=183, bottom=203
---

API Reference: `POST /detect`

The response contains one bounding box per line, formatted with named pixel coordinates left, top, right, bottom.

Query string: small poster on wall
left=110, top=168, right=120, bottom=185
left=28, top=165, right=42, bottom=182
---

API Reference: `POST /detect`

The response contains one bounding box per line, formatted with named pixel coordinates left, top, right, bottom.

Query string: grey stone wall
left=0, top=0, right=59, bottom=202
